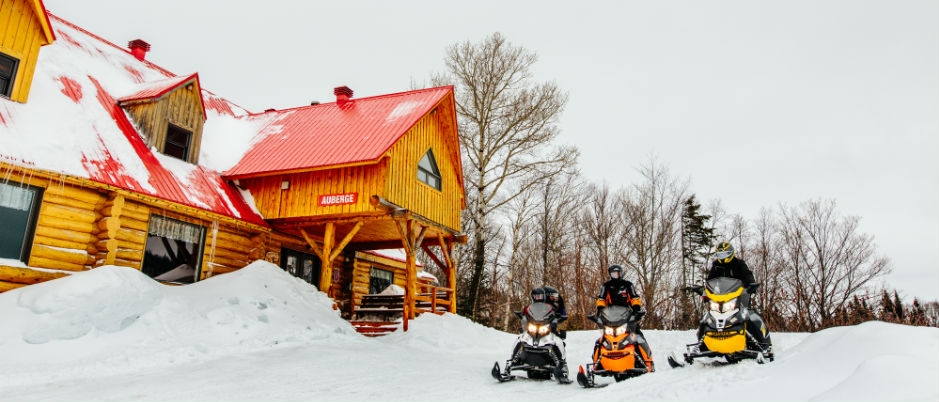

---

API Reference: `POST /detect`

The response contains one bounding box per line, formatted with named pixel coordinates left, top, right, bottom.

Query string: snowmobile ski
left=555, top=367, right=573, bottom=385
left=575, top=365, right=609, bottom=388
left=491, top=362, right=516, bottom=382
left=667, top=354, right=687, bottom=368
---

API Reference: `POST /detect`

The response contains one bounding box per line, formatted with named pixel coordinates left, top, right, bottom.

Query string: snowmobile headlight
left=528, top=323, right=550, bottom=336
left=709, top=300, right=721, bottom=312
left=538, top=324, right=551, bottom=336
left=615, top=324, right=628, bottom=336
left=604, top=326, right=614, bottom=336
left=723, top=298, right=737, bottom=312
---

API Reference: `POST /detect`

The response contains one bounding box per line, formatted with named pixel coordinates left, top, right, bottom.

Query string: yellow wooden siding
left=384, top=109, right=463, bottom=231
left=241, top=162, right=389, bottom=219
left=0, top=0, right=50, bottom=103
left=122, top=82, right=205, bottom=164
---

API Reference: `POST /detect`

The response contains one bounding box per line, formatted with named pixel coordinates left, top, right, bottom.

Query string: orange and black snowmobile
left=576, top=305, right=653, bottom=388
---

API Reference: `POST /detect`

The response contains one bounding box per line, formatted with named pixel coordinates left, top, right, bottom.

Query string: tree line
left=424, top=32, right=937, bottom=333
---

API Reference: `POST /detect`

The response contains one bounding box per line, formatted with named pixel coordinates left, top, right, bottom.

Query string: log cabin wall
left=121, top=82, right=205, bottom=164
left=383, top=102, right=462, bottom=231
left=0, top=0, right=53, bottom=103
left=349, top=251, right=409, bottom=309
left=0, top=165, right=277, bottom=293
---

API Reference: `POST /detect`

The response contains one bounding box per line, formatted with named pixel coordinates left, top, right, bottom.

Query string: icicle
left=207, top=220, right=219, bottom=277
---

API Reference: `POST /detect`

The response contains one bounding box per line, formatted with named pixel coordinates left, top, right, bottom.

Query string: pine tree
left=908, top=298, right=928, bottom=326
left=892, top=291, right=905, bottom=323
left=880, top=290, right=896, bottom=322
left=677, top=195, right=716, bottom=328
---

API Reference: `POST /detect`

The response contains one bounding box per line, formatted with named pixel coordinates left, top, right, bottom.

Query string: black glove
left=632, top=305, right=642, bottom=313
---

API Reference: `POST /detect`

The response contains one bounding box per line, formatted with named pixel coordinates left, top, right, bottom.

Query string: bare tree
left=618, top=158, right=689, bottom=328
left=776, top=199, right=892, bottom=331
left=575, top=182, right=623, bottom=327
left=433, top=32, right=579, bottom=320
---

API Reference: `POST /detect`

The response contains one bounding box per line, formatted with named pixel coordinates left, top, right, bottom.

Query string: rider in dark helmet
left=708, top=242, right=756, bottom=287
left=530, top=287, right=547, bottom=304
left=542, top=286, right=567, bottom=337
left=596, top=264, right=642, bottom=314
left=595, top=264, right=653, bottom=370
left=702, top=242, right=773, bottom=357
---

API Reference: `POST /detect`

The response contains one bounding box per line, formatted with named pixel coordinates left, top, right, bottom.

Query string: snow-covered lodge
left=0, top=1, right=465, bottom=330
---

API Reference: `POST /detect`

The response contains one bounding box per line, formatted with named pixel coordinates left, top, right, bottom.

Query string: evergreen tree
left=908, top=298, right=928, bottom=326
left=892, top=291, right=905, bottom=323
left=677, top=195, right=716, bottom=328
left=680, top=195, right=716, bottom=284
left=879, top=290, right=896, bottom=322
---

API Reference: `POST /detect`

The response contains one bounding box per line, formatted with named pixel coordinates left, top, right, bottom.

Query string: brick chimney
left=128, top=39, right=151, bottom=61
left=334, top=86, right=353, bottom=106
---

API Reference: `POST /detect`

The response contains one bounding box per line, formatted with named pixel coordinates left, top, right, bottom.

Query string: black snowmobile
left=669, top=277, right=774, bottom=368
left=491, top=302, right=571, bottom=384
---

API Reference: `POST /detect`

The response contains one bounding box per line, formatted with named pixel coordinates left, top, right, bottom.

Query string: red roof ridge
left=245, top=85, right=455, bottom=117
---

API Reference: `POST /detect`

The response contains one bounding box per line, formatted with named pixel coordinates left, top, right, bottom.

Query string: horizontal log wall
left=29, top=183, right=105, bottom=272
left=94, top=194, right=148, bottom=270
left=0, top=166, right=275, bottom=293
left=350, top=256, right=408, bottom=309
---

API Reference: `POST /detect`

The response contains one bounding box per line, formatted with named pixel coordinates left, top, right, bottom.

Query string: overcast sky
left=42, top=0, right=938, bottom=301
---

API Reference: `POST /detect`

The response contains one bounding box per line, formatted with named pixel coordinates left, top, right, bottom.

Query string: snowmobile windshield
left=599, top=305, right=633, bottom=327
left=705, top=277, right=744, bottom=296
left=525, top=302, right=556, bottom=324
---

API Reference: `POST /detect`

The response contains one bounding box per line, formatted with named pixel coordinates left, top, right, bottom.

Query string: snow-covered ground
left=1, top=261, right=936, bottom=402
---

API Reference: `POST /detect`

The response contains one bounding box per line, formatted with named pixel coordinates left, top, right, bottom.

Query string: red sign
left=318, top=192, right=358, bottom=206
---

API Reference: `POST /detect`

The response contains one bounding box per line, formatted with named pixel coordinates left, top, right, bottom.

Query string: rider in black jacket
left=596, top=264, right=653, bottom=370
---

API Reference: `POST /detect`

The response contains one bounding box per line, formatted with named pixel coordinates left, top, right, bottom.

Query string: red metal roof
left=224, top=86, right=454, bottom=178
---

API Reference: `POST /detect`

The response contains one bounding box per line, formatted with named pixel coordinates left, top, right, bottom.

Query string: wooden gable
left=118, top=75, right=207, bottom=164
left=0, top=0, right=55, bottom=103
left=381, top=93, right=464, bottom=231
left=235, top=86, right=464, bottom=244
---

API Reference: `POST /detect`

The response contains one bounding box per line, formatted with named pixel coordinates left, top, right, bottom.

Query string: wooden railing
left=413, top=282, right=454, bottom=315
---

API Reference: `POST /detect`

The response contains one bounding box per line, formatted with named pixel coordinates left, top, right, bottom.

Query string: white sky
left=0, top=262, right=936, bottom=401
left=41, top=0, right=939, bottom=301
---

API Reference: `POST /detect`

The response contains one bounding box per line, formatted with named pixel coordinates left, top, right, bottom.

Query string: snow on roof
left=0, top=14, right=267, bottom=225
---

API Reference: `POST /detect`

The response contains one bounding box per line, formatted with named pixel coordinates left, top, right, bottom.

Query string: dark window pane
left=0, top=52, right=18, bottom=97
left=369, top=267, right=394, bottom=294
left=417, top=149, right=442, bottom=190
left=0, top=182, right=41, bottom=261
left=143, top=216, right=204, bottom=284
left=164, top=124, right=192, bottom=160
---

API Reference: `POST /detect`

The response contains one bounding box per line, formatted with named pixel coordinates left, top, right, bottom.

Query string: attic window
left=164, top=124, right=192, bottom=161
left=0, top=52, right=19, bottom=98
left=417, top=149, right=442, bottom=190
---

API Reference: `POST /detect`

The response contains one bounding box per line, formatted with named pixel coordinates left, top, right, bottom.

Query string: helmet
left=530, top=287, right=546, bottom=303
left=543, top=286, right=560, bottom=304
left=608, top=264, right=624, bottom=280
left=715, top=242, right=735, bottom=263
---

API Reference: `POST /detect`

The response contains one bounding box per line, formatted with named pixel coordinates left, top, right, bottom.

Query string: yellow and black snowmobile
left=669, top=277, right=774, bottom=367
left=576, top=305, right=653, bottom=388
